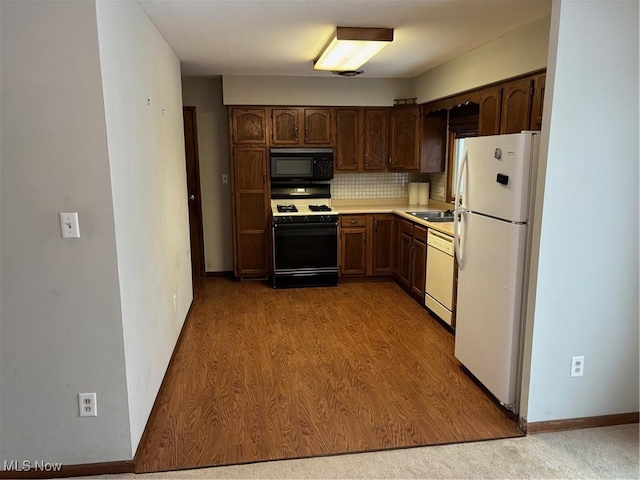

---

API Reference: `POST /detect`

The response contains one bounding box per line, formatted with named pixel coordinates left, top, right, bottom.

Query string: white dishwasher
left=425, top=229, right=455, bottom=326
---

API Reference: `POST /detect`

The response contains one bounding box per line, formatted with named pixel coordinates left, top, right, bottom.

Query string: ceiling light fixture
left=314, top=27, right=394, bottom=72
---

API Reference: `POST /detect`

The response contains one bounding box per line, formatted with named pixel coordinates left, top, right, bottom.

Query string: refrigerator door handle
left=454, top=148, right=469, bottom=269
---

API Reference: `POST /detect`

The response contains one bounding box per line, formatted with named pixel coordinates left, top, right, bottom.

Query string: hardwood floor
left=135, top=278, right=522, bottom=473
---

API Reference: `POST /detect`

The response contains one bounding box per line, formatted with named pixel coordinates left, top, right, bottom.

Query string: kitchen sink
left=408, top=210, right=455, bottom=223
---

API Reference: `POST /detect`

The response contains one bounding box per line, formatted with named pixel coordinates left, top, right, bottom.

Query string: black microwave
left=270, top=148, right=334, bottom=181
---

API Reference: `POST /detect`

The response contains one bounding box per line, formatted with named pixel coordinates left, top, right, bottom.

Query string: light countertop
left=332, top=199, right=455, bottom=236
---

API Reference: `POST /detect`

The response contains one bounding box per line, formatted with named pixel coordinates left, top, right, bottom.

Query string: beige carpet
left=86, top=424, right=638, bottom=479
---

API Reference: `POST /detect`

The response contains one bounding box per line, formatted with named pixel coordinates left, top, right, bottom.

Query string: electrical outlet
left=570, top=356, right=584, bottom=378
left=436, top=186, right=445, bottom=198
left=222, top=174, right=229, bottom=184
left=78, top=393, right=97, bottom=417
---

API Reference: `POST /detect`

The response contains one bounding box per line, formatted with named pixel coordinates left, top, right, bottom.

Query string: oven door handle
left=274, top=222, right=338, bottom=231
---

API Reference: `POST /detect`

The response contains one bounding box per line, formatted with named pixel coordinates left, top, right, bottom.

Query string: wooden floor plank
left=135, top=278, right=522, bottom=473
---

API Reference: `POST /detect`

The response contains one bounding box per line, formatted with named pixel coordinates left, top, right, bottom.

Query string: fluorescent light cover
left=314, top=27, right=394, bottom=71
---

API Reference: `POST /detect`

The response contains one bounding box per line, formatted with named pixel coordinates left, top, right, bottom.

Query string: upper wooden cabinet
left=421, top=109, right=447, bottom=173
left=270, top=107, right=331, bottom=146
left=334, top=108, right=389, bottom=171
left=363, top=109, right=388, bottom=171
left=478, top=87, right=502, bottom=136
left=304, top=108, right=332, bottom=144
left=500, top=79, right=534, bottom=134
left=271, top=108, right=300, bottom=145
left=334, top=108, right=361, bottom=170
left=389, top=106, right=421, bottom=171
left=231, top=108, right=267, bottom=145
left=530, top=74, right=546, bottom=131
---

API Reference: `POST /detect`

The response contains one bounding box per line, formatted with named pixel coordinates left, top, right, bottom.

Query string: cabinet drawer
left=340, top=215, right=368, bottom=227
left=401, top=220, right=413, bottom=235
left=413, top=225, right=427, bottom=243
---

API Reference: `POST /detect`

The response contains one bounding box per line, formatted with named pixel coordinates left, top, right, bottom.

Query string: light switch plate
left=60, top=212, right=80, bottom=238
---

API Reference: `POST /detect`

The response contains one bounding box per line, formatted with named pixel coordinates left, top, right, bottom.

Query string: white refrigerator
left=453, top=132, right=539, bottom=410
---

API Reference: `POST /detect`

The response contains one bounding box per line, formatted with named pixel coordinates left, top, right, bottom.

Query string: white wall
left=0, top=0, right=131, bottom=463
left=413, top=17, right=550, bottom=103
left=95, top=0, right=193, bottom=453
left=223, top=75, right=414, bottom=106
left=182, top=77, right=233, bottom=272
left=523, top=0, right=639, bottom=423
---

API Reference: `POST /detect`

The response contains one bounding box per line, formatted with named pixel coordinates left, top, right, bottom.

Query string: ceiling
left=139, top=0, right=551, bottom=79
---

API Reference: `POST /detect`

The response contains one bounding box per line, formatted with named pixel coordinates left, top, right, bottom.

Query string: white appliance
left=425, top=230, right=455, bottom=326
left=453, top=132, right=539, bottom=411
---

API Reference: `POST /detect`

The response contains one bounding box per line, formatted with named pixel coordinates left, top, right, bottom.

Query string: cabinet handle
left=388, top=156, right=392, bottom=165
left=374, top=219, right=378, bottom=232
left=295, top=127, right=298, bottom=140
left=263, top=174, right=266, bottom=183
left=305, top=129, right=309, bottom=141
left=349, top=220, right=357, bottom=224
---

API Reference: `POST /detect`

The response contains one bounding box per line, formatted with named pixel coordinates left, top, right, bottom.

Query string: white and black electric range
left=270, top=184, right=339, bottom=288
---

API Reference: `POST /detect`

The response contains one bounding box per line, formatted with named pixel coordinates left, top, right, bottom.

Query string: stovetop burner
left=308, top=205, right=332, bottom=212
left=277, top=204, right=298, bottom=213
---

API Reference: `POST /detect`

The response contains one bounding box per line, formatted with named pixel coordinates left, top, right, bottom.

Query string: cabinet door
left=334, top=108, right=361, bottom=170
left=410, top=238, right=427, bottom=299
left=392, top=217, right=400, bottom=275
left=500, top=79, right=534, bottom=134
left=530, top=74, right=546, bottom=131
left=304, top=108, right=332, bottom=145
left=421, top=109, right=447, bottom=173
left=340, top=226, right=367, bottom=276
left=271, top=108, right=300, bottom=145
left=363, top=108, right=388, bottom=171
left=398, top=232, right=412, bottom=287
left=372, top=214, right=395, bottom=274
left=478, top=88, right=502, bottom=136
left=231, top=108, right=267, bottom=145
left=389, top=107, right=421, bottom=171
left=232, top=147, right=269, bottom=276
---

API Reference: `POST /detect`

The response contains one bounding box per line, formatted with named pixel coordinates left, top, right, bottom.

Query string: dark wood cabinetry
left=271, top=108, right=300, bottom=145
left=339, top=215, right=369, bottom=276
left=397, top=230, right=412, bottom=288
left=395, top=219, right=427, bottom=300
left=339, top=214, right=395, bottom=277
left=334, top=109, right=361, bottom=170
left=372, top=214, right=395, bottom=274
left=334, top=108, right=389, bottom=171
left=231, top=147, right=270, bottom=276
left=500, top=79, right=534, bottom=134
left=421, top=109, right=447, bottom=173
left=231, top=108, right=267, bottom=145
left=270, top=107, right=331, bottom=146
left=389, top=106, right=421, bottom=171
left=303, top=108, right=332, bottom=145
left=478, top=87, right=502, bottom=136
left=410, top=226, right=427, bottom=299
left=530, top=74, right=546, bottom=131
left=363, top=109, right=388, bottom=170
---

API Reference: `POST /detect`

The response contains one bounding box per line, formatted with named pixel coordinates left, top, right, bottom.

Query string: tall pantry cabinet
left=229, top=108, right=270, bottom=277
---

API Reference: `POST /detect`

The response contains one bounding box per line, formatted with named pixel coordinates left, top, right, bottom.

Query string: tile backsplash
left=331, top=172, right=431, bottom=199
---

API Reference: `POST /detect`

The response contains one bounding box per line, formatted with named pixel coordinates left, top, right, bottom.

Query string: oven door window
left=272, top=157, right=313, bottom=179
left=274, top=223, right=337, bottom=270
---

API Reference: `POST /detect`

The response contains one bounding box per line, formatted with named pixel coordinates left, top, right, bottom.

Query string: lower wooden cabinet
left=394, top=220, right=427, bottom=300
left=339, top=214, right=396, bottom=277
left=372, top=215, right=395, bottom=274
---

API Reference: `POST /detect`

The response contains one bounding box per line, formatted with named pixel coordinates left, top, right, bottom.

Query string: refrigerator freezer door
left=454, top=212, right=527, bottom=406
left=464, top=133, right=534, bottom=223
